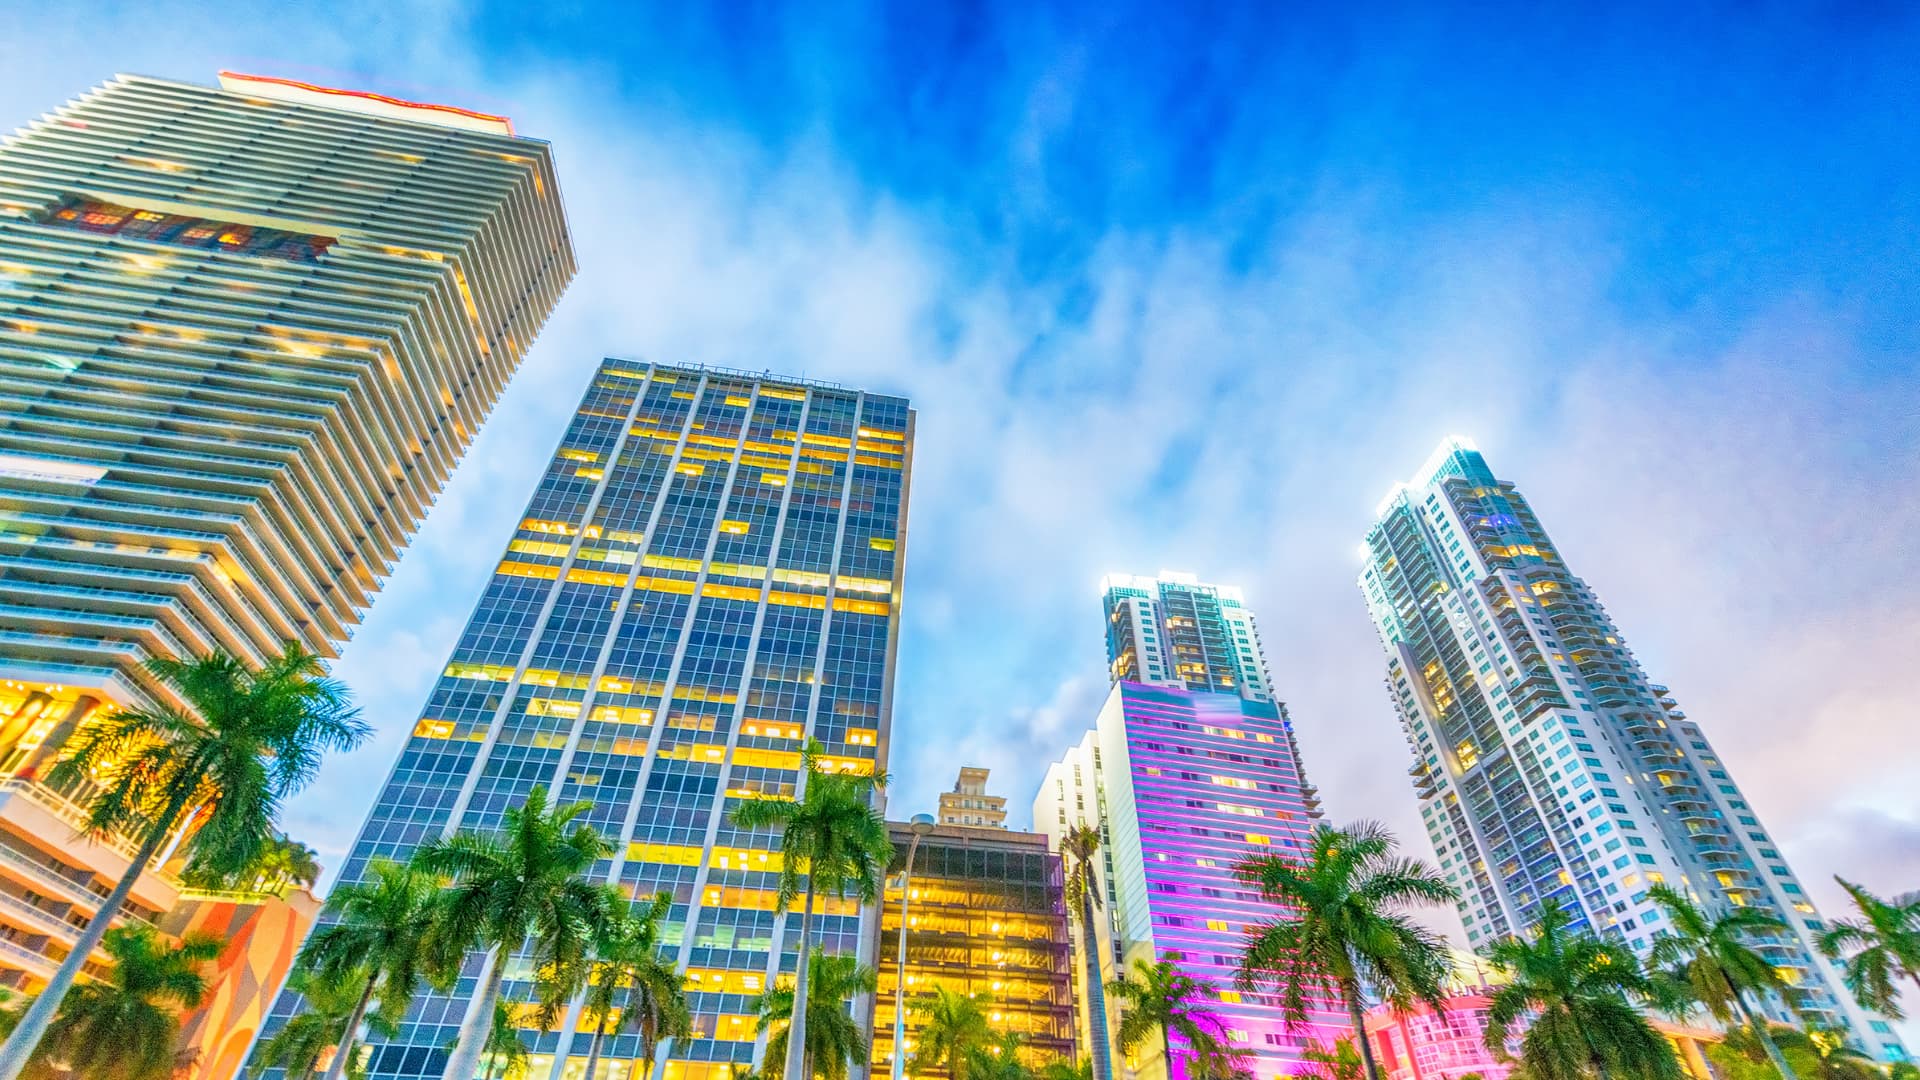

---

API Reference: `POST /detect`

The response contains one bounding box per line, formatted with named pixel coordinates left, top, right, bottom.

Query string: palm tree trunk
left=581, top=1022, right=607, bottom=1080
left=1726, top=981, right=1797, bottom=1080
left=321, top=971, right=380, bottom=1080
left=443, top=945, right=510, bottom=1080
left=1342, top=981, right=1384, bottom=1080
left=0, top=785, right=189, bottom=1080
left=1162, top=1026, right=1176, bottom=1080
left=1079, top=890, right=1114, bottom=1080
left=783, top=879, right=817, bottom=1080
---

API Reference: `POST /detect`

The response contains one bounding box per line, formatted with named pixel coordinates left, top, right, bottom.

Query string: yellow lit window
left=1217, top=990, right=1242, bottom=1003
left=412, top=719, right=455, bottom=740
left=507, top=538, right=573, bottom=559
left=675, top=462, right=704, bottom=475
left=1245, top=833, right=1271, bottom=845
left=869, top=537, right=896, bottom=552
left=718, top=520, right=750, bottom=535
left=626, top=842, right=703, bottom=866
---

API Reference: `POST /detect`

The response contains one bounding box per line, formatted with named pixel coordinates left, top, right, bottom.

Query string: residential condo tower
left=0, top=70, right=572, bottom=1005
left=1359, top=437, right=1904, bottom=1060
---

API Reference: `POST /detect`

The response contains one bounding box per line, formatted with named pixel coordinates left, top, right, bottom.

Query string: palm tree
left=33, top=926, right=222, bottom=1080
left=1038, top=1059, right=1093, bottom=1080
left=909, top=986, right=995, bottom=1080
left=251, top=966, right=396, bottom=1080
left=966, top=1030, right=1035, bottom=1080
left=1818, top=878, right=1920, bottom=1021
left=1299, top=1038, right=1368, bottom=1080
left=249, top=834, right=322, bottom=892
left=1106, top=952, right=1228, bottom=1078
left=1235, top=820, right=1457, bottom=1080
left=565, top=893, right=689, bottom=1080
left=1645, top=883, right=1800, bottom=1080
left=478, top=1001, right=531, bottom=1080
left=297, top=857, right=445, bottom=1080
left=182, top=832, right=322, bottom=895
left=1484, top=899, right=1682, bottom=1080
left=1712, top=1023, right=1884, bottom=1080
left=730, top=740, right=891, bottom=1080
left=0, top=644, right=367, bottom=1080
left=414, top=785, right=619, bottom=1080
left=752, top=948, right=876, bottom=1080
left=1060, top=822, right=1114, bottom=1080
left=1185, top=1036, right=1256, bottom=1080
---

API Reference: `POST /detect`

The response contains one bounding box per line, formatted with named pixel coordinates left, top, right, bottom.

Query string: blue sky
left=4, top=1, right=1919, bottom=985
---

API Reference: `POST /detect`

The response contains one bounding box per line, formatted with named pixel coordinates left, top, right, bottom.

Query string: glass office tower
left=264, top=360, right=912, bottom=1080
left=0, top=70, right=572, bottom=998
left=1360, top=437, right=1905, bottom=1061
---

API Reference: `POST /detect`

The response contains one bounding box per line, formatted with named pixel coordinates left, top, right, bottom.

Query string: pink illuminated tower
left=1036, top=573, right=1345, bottom=1080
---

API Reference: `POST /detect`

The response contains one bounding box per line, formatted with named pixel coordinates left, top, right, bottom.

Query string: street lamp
left=892, top=813, right=937, bottom=1080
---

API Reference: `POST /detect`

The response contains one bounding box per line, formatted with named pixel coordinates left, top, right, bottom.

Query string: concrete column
left=0, top=692, right=54, bottom=760
left=18, top=696, right=101, bottom=781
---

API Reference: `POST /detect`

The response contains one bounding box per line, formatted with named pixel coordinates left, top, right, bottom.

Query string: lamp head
left=909, top=813, right=937, bottom=836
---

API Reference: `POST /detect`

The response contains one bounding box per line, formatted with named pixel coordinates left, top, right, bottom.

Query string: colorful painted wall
left=166, top=889, right=321, bottom=1080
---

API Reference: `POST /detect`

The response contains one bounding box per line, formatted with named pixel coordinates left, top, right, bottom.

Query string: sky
left=3, top=0, right=1919, bottom=1002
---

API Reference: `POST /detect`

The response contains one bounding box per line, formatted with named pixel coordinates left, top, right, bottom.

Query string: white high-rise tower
left=1360, top=437, right=1905, bottom=1061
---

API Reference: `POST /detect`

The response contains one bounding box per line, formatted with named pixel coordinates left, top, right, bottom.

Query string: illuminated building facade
left=871, top=821, right=1074, bottom=1077
left=1034, top=683, right=1344, bottom=1080
left=1360, top=437, right=1906, bottom=1061
left=1363, top=989, right=1719, bottom=1080
left=938, top=766, right=1008, bottom=829
left=257, top=360, right=912, bottom=1080
left=0, top=70, right=572, bottom=992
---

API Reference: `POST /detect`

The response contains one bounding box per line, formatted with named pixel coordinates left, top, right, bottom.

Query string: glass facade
left=871, top=822, right=1075, bottom=1077
left=1037, top=685, right=1345, bottom=1080
left=257, top=360, right=913, bottom=1080
left=1360, top=437, right=1906, bottom=1061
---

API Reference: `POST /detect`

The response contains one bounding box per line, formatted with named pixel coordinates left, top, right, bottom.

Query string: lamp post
left=892, top=813, right=938, bottom=1080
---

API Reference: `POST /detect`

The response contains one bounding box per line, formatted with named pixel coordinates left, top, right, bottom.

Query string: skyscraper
left=1360, top=437, right=1905, bottom=1060
left=264, top=360, right=912, bottom=1080
left=1101, top=573, right=1272, bottom=700
left=1034, top=685, right=1344, bottom=1080
left=0, top=71, right=572, bottom=992
left=1036, top=574, right=1338, bottom=1080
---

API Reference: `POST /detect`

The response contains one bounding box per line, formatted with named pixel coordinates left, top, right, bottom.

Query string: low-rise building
left=1363, top=988, right=1718, bottom=1080
left=871, top=820, right=1076, bottom=1077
